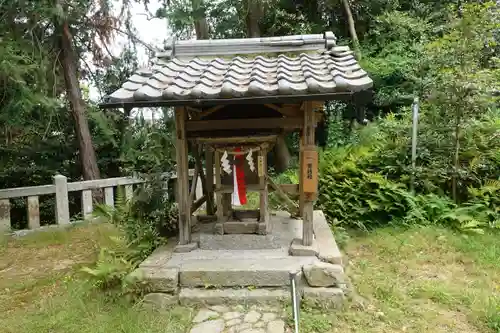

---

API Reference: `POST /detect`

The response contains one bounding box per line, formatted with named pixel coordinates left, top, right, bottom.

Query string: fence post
left=81, top=190, right=93, bottom=220
left=54, top=174, right=70, bottom=225
left=0, top=199, right=10, bottom=233
left=104, top=187, right=114, bottom=207
left=27, top=196, right=41, bottom=229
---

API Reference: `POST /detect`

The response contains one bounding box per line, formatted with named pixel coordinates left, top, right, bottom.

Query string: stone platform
left=132, top=210, right=346, bottom=308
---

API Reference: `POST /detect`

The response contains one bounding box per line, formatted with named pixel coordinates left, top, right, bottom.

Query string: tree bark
left=342, top=0, right=361, bottom=59
left=244, top=0, right=262, bottom=37
left=242, top=0, right=290, bottom=171
left=274, top=134, right=291, bottom=173
left=192, top=0, right=209, bottom=39
left=58, top=19, right=101, bottom=181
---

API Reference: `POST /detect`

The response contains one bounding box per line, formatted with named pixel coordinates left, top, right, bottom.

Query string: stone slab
left=190, top=319, right=225, bottom=333
left=223, top=221, right=259, bottom=234
left=166, top=249, right=289, bottom=265
left=313, top=210, right=343, bottom=265
left=130, top=267, right=178, bottom=293
left=179, top=288, right=289, bottom=306
left=178, top=257, right=319, bottom=287
left=214, top=223, right=224, bottom=235
left=199, top=234, right=286, bottom=250
left=139, top=244, right=175, bottom=268
left=174, top=242, right=199, bottom=253
left=289, top=238, right=318, bottom=257
left=267, top=320, right=285, bottom=333
left=142, top=293, right=179, bottom=309
left=303, top=262, right=345, bottom=287
left=302, top=287, right=345, bottom=309
left=195, top=212, right=300, bottom=251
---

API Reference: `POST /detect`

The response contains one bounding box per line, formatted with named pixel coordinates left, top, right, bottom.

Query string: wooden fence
left=0, top=171, right=200, bottom=234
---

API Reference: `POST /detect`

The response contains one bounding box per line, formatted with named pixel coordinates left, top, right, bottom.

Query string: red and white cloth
left=232, top=147, right=247, bottom=206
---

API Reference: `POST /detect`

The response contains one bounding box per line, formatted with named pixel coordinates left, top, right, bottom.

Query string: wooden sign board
left=258, top=156, right=264, bottom=178
left=301, top=148, right=318, bottom=195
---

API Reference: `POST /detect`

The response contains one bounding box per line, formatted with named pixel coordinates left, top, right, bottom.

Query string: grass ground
left=0, top=223, right=499, bottom=333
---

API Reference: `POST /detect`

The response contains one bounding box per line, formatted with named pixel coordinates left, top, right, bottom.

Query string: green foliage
left=80, top=246, right=138, bottom=291
left=83, top=184, right=176, bottom=296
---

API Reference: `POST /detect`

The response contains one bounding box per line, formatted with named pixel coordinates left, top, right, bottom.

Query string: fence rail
left=0, top=170, right=200, bottom=234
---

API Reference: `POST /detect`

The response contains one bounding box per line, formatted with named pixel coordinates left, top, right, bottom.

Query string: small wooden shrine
left=101, top=32, right=373, bottom=251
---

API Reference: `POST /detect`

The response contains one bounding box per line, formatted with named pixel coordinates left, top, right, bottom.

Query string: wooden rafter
left=264, top=103, right=303, bottom=118
left=186, top=117, right=303, bottom=132
left=191, top=135, right=278, bottom=145
left=190, top=105, right=225, bottom=120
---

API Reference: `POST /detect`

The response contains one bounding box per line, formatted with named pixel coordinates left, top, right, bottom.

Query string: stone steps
left=166, top=248, right=290, bottom=264
left=179, top=288, right=290, bottom=306
left=177, top=286, right=345, bottom=308
left=198, top=233, right=289, bottom=250
left=177, top=256, right=319, bottom=288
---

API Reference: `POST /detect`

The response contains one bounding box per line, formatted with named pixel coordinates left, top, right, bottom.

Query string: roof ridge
left=156, top=32, right=337, bottom=60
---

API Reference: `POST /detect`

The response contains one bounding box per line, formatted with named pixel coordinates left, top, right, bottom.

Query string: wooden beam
left=264, top=104, right=281, bottom=112
left=191, top=195, right=207, bottom=214
left=192, top=144, right=213, bottom=215
left=302, top=101, right=315, bottom=246
left=191, top=105, right=225, bottom=120
left=258, top=147, right=269, bottom=232
left=267, top=177, right=299, bottom=215
left=175, top=107, right=191, bottom=245
left=311, top=101, right=325, bottom=111
left=280, top=104, right=303, bottom=117
left=189, top=160, right=200, bottom=205
left=191, top=135, right=278, bottom=145
left=273, top=184, right=299, bottom=195
left=214, top=150, right=224, bottom=222
left=299, top=135, right=304, bottom=216
left=205, top=150, right=215, bottom=215
left=186, top=117, right=303, bottom=132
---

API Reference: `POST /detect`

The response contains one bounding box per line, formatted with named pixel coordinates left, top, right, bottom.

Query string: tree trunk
left=342, top=0, right=361, bottom=59
left=244, top=0, right=262, bottom=37
left=58, top=20, right=101, bottom=181
left=192, top=0, right=209, bottom=39
left=274, top=134, right=291, bottom=173
left=242, top=0, right=289, bottom=171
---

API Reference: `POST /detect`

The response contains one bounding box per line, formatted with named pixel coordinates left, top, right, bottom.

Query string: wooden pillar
left=205, top=149, right=215, bottom=215
left=175, top=107, right=191, bottom=245
left=214, top=150, right=224, bottom=222
left=298, top=136, right=304, bottom=216
left=222, top=193, right=232, bottom=216
left=258, top=146, right=269, bottom=233
left=301, top=101, right=316, bottom=246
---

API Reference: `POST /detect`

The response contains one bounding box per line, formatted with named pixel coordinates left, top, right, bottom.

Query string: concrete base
left=174, top=242, right=199, bottom=253
left=134, top=210, right=346, bottom=308
left=289, top=238, right=319, bottom=257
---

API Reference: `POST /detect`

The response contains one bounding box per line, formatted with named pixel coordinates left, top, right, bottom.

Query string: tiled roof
left=103, top=32, right=373, bottom=107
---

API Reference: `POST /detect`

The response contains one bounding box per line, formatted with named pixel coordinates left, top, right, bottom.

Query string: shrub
left=81, top=179, right=177, bottom=296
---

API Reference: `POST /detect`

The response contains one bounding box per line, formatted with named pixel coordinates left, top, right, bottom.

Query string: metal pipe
left=410, top=97, right=419, bottom=193
left=289, top=271, right=301, bottom=333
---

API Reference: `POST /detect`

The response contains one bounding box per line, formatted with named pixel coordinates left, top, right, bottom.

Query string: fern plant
left=82, top=184, right=170, bottom=296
